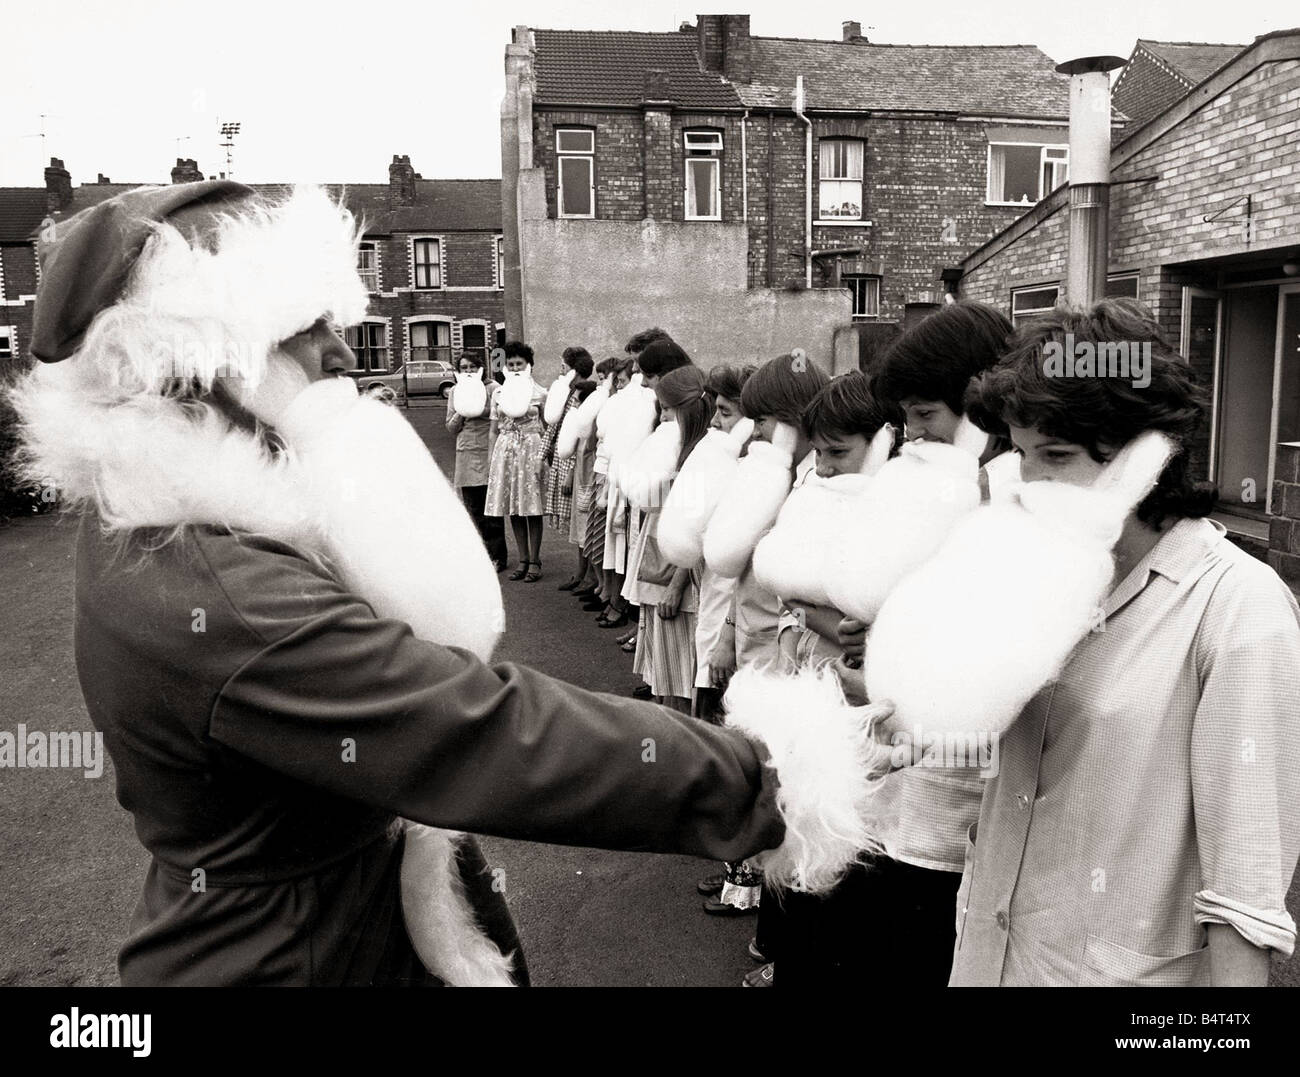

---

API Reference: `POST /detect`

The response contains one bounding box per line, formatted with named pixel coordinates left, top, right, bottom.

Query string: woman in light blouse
left=947, top=299, right=1300, bottom=986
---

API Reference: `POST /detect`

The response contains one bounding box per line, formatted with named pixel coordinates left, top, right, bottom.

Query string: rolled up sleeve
left=1190, top=573, right=1300, bottom=955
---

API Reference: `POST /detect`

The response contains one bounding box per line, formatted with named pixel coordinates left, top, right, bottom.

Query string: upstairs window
left=0, top=326, right=15, bottom=360
left=461, top=323, right=488, bottom=366
left=987, top=143, right=1069, bottom=205
left=495, top=236, right=505, bottom=289
left=557, top=128, right=595, bottom=218
left=345, top=321, right=390, bottom=372
left=412, top=238, right=442, bottom=289
left=684, top=129, right=723, bottom=221
left=819, top=139, right=864, bottom=220
left=358, top=242, right=380, bottom=292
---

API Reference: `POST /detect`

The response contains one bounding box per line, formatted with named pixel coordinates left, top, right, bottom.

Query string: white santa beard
left=275, top=377, right=504, bottom=662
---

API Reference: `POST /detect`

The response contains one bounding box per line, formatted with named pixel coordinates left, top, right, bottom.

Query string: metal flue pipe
left=1055, top=55, right=1126, bottom=306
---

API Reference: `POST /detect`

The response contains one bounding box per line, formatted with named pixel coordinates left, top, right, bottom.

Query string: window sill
left=986, top=201, right=1040, bottom=209
left=816, top=219, right=873, bottom=227
left=557, top=214, right=596, bottom=221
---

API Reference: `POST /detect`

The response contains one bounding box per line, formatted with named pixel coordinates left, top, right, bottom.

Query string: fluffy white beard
left=276, top=377, right=504, bottom=661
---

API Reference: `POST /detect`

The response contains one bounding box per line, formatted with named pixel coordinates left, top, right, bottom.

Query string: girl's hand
left=708, top=639, right=736, bottom=687
left=657, top=582, right=684, bottom=620
left=837, top=616, right=868, bottom=661
left=595, top=486, right=608, bottom=511
left=562, top=477, right=573, bottom=497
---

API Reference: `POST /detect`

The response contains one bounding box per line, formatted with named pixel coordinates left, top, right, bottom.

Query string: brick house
left=0, top=155, right=504, bottom=385
left=1112, top=39, right=1246, bottom=127
left=954, top=29, right=1300, bottom=590
left=502, top=14, right=1088, bottom=375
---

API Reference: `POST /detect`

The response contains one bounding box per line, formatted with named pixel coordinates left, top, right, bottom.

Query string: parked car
left=348, top=361, right=457, bottom=401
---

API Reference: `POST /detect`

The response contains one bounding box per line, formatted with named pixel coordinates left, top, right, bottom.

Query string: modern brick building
left=1112, top=39, right=1246, bottom=127
left=954, top=29, right=1300, bottom=590
left=0, top=155, right=504, bottom=382
left=502, top=14, right=1088, bottom=375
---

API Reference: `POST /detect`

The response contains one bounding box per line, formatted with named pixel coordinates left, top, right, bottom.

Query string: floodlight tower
left=218, top=121, right=242, bottom=179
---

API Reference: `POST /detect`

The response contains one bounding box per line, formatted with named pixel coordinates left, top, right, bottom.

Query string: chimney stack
left=389, top=154, right=417, bottom=208
left=96, top=173, right=111, bottom=184
left=842, top=21, right=864, bottom=42
left=644, top=68, right=672, bottom=102
left=171, top=158, right=203, bottom=184
left=44, top=157, right=73, bottom=213
left=1055, top=55, right=1126, bottom=306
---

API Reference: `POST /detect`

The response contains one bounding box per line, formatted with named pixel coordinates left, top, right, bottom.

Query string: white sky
left=1, top=0, right=1293, bottom=187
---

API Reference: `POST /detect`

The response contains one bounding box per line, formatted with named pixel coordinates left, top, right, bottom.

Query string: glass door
left=1180, top=286, right=1222, bottom=483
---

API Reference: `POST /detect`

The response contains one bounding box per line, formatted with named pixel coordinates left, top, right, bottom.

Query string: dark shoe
left=703, top=897, right=759, bottom=916
left=580, top=599, right=605, bottom=612
left=574, top=586, right=599, bottom=599
left=620, top=635, right=638, bottom=653
left=696, top=874, right=725, bottom=896
left=557, top=576, right=581, bottom=591
left=525, top=561, right=542, bottom=583
left=631, top=684, right=653, bottom=700
left=747, top=937, right=767, bottom=963
left=615, top=625, right=637, bottom=645
left=493, top=561, right=507, bottom=574
left=599, top=612, right=630, bottom=629
left=508, top=561, right=528, bottom=581
left=742, top=963, right=774, bottom=988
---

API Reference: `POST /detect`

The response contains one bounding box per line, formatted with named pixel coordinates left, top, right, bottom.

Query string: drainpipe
left=740, top=109, right=749, bottom=223
left=793, top=76, right=813, bottom=287
left=1055, top=55, right=1126, bottom=306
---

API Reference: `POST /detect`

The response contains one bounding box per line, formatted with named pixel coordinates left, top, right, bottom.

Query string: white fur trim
left=621, top=419, right=681, bottom=510
left=658, top=419, right=752, bottom=568
left=126, top=185, right=368, bottom=390
left=703, top=438, right=793, bottom=579
left=605, top=385, right=658, bottom=497
left=824, top=438, right=982, bottom=624
left=400, top=824, right=516, bottom=986
left=723, top=664, right=894, bottom=893
left=543, top=369, right=574, bottom=426
left=572, top=379, right=610, bottom=442
left=866, top=431, right=1177, bottom=738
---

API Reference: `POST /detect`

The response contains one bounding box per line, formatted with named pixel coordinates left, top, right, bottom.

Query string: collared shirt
left=949, top=517, right=1300, bottom=986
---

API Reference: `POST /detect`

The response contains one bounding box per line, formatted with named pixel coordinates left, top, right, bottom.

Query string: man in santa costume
left=9, top=181, right=890, bottom=986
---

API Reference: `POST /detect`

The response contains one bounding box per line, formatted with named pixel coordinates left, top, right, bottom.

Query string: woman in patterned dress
left=485, top=341, right=548, bottom=581
left=544, top=349, right=595, bottom=592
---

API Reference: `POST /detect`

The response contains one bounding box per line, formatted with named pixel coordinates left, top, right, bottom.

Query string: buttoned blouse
left=949, top=517, right=1300, bottom=986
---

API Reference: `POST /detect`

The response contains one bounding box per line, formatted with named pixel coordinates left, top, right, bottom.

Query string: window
left=684, top=129, right=723, bottom=221
left=461, top=323, right=488, bottom=366
left=0, top=326, right=15, bottom=360
left=345, top=321, right=390, bottom=372
left=556, top=127, right=595, bottom=218
left=1010, top=284, right=1060, bottom=326
left=409, top=321, right=451, bottom=365
left=843, top=275, right=880, bottom=320
left=412, top=238, right=441, bottom=289
left=819, top=140, right=864, bottom=220
left=1105, top=273, right=1139, bottom=299
left=987, top=144, right=1069, bottom=205
left=358, top=242, right=380, bottom=292
left=495, top=236, right=505, bottom=289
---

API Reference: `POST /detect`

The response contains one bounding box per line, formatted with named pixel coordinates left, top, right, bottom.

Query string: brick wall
left=0, top=245, right=38, bottom=370
left=1269, top=444, right=1300, bottom=589
left=1112, top=49, right=1192, bottom=127
left=535, top=104, right=1060, bottom=318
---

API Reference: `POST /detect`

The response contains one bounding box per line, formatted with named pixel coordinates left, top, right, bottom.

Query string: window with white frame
left=495, top=236, right=505, bottom=289
left=1010, top=283, right=1060, bottom=326
left=1105, top=273, right=1139, bottom=299
left=683, top=129, right=722, bottom=221
left=409, top=320, right=452, bottom=365
left=0, top=326, right=15, bottom=360
left=411, top=238, right=442, bottom=289
left=843, top=275, right=880, bottom=320
left=819, top=139, right=864, bottom=220
left=987, top=144, right=1069, bottom=205
left=345, top=320, right=390, bottom=372
left=358, top=242, right=380, bottom=292
left=556, top=128, right=595, bottom=218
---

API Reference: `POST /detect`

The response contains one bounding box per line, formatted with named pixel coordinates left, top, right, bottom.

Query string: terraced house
left=501, top=13, right=1099, bottom=373
left=0, top=156, right=504, bottom=388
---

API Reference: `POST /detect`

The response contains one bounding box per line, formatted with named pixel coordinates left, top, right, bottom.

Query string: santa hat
left=30, top=180, right=368, bottom=390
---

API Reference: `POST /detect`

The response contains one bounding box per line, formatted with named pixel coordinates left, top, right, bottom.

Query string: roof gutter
left=793, top=76, right=812, bottom=287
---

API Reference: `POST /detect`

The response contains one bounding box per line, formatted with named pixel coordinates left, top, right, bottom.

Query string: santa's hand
left=235, top=351, right=314, bottom=427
